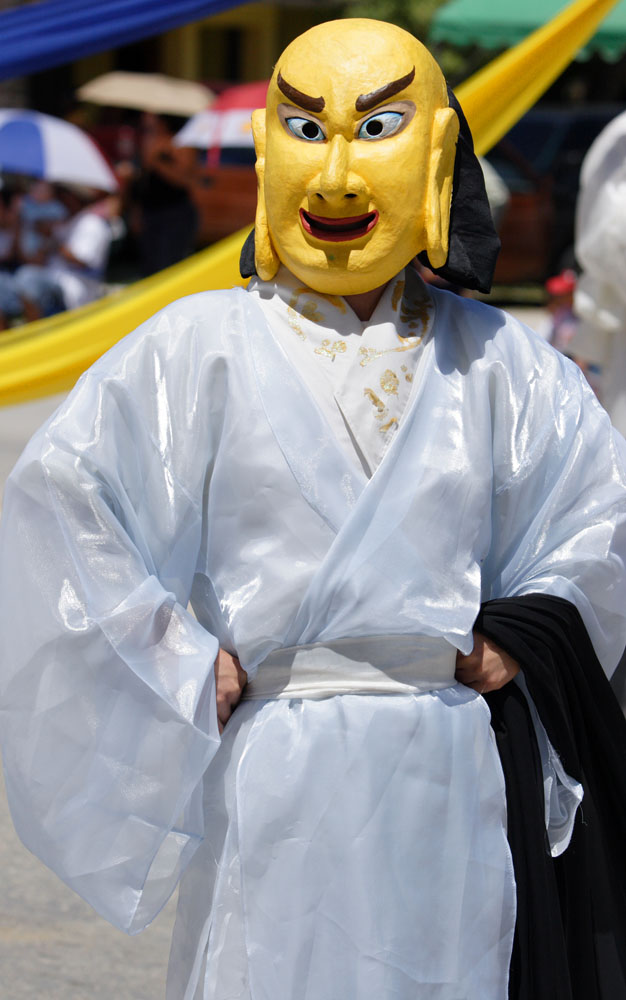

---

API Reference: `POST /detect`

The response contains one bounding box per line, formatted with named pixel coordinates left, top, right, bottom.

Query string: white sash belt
left=242, top=634, right=457, bottom=701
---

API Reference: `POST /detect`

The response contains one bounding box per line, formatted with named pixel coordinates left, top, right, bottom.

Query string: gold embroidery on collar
left=363, top=388, right=397, bottom=434
left=287, top=286, right=325, bottom=339
left=301, top=300, right=324, bottom=323
left=380, top=369, right=399, bottom=395
left=322, top=294, right=348, bottom=314
left=364, top=387, right=387, bottom=417
left=399, top=291, right=431, bottom=335
left=391, top=279, right=405, bottom=312
left=401, top=364, right=414, bottom=383
left=391, top=336, right=422, bottom=354
left=358, top=338, right=421, bottom=367
left=359, top=346, right=384, bottom=367
left=380, top=417, right=399, bottom=433
left=315, top=339, right=347, bottom=361
left=287, top=305, right=306, bottom=340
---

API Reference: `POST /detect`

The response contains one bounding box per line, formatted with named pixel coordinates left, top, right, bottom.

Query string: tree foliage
left=340, top=0, right=487, bottom=84
left=341, top=0, right=447, bottom=43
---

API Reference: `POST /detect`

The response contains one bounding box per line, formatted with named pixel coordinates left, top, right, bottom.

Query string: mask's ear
left=422, top=106, right=459, bottom=269
left=252, top=109, right=280, bottom=281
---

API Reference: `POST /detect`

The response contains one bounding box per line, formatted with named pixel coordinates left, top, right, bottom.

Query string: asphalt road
left=0, top=394, right=176, bottom=1000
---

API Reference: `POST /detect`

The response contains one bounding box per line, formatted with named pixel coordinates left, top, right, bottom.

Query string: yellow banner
left=0, top=227, right=250, bottom=407
left=0, top=0, right=621, bottom=406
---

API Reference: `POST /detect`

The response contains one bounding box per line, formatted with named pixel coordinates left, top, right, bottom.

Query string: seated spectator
left=0, top=186, right=116, bottom=330
left=17, top=180, right=67, bottom=264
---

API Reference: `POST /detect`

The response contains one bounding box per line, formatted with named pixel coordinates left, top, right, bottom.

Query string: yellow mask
left=252, top=19, right=459, bottom=295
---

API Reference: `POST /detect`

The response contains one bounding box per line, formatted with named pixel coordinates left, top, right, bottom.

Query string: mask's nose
left=308, top=134, right=369, bottom=208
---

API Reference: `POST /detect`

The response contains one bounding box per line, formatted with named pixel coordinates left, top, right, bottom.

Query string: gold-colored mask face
left=253, top=19, right=459, bottom=295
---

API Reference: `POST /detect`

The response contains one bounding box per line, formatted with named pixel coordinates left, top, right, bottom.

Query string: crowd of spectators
left=0, top=179, right=118, bottom=330
left=0, top=108, right=208, bottom=332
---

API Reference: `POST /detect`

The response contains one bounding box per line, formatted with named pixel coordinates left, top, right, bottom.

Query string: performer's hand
left=455, top=631, right=520, bottom=694
left=214, top=648, right=248, bottom=732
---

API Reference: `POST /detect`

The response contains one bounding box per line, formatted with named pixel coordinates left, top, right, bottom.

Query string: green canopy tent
left=430, top=0, right=626, bottom=60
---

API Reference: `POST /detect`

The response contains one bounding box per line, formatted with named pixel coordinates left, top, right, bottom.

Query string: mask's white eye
left=358, top=111, right=404, bottom=140
left=286, top=117, right=325, bottom=142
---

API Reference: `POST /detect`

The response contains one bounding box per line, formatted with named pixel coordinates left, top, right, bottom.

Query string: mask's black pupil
left=303, top=121, right=320, bottom=139
left=366, top=119, right=384, bottom=136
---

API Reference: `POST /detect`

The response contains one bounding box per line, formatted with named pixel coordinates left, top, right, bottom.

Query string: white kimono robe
left=1, top=269, right=626, bottom=1000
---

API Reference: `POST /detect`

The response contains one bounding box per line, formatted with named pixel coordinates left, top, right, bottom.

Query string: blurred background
left=0, top=0, right=625, bottom=302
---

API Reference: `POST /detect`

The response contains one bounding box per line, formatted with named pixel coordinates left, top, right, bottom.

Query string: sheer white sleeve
left=0, top=309, right=222, bottom=933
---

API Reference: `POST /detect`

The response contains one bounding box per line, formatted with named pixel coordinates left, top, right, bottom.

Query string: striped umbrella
left=0, top=109, right=118, bottom=191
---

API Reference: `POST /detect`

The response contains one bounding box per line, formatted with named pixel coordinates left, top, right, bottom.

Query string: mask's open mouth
left=300, top=209, right=378, bottom=242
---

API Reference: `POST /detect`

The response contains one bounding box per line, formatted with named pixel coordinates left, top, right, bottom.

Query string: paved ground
left=0, top=769, right=176, bottom=999
left=0, top=303, right=547, bottom=999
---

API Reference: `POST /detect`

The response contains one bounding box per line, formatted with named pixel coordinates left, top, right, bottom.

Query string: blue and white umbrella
left=0, top=109, right=118, bottom=191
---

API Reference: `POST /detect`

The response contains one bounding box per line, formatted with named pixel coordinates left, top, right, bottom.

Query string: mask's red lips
left=300, top=208, right=378, bottom=242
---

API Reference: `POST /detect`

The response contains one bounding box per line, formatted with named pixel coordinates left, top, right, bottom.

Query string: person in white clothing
left=41, top=191, right=113, bottom=310
left=1, top=19, right=626, bottom=1000
left=0, top=187, right=114, bottom=325
left=572, top=109, right=626, bottom=433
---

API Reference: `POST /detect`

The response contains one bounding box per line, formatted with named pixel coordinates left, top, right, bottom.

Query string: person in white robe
left=1, top=19, right=626, bottom=1000
left=573, top=109, right=626, bottom=435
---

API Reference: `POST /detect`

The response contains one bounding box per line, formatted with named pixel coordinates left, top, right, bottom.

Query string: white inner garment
left=248, top=264, right=433, bottom=474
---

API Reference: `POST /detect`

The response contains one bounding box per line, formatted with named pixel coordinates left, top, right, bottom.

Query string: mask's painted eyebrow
left=355, top=67, right=416, bottom=112
left=277, top=70, right=325, bottom=112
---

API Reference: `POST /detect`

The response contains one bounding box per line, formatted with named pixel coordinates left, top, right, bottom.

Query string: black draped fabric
left=477, top=595, right=626, bottom=1000
left=417, top=87, right=500, bottom=294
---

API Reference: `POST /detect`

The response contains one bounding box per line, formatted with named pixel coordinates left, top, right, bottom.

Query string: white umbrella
left=174, top=108, right=254, bottom=149
left=77, top=72, right=213, bottom=117
left=0, top=109, right=118, bottom=191
left=174, top=81, right=268, bottom=151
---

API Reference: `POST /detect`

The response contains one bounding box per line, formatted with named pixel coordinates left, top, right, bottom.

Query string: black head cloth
left=239, top=86, right=500, bottom=294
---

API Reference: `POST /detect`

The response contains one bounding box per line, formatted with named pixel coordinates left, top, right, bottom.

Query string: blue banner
left=0, top=0, right=246, bottom=81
